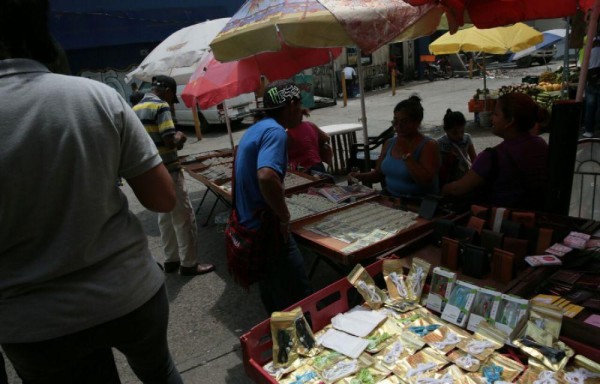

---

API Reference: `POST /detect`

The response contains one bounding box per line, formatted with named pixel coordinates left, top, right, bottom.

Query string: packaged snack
left=457, top=322, right=505, bottom=360
left=383, top=259, right=410, bottom=301
left=513, top=321, right=574, bottom=372
left=448, top=349, right=482, bottom=372
left=348, top=264, right=388, bottom=309
left=467, top=287, right=501, bottom=332
left=391, top=347, right=447, bottom=383
left=375, top=331, right=426, bottom=371
left=491, top=294, right=529, bottom=339
left=441, top=280, right=478, bottom=328
left=529, top=302, right=563, bottom=339
left=271, top=311, right=300, bottom=368
left=406, top=258, right=431, bottom=302
left=426, top=267, right=456, bottom=313
left=423, top=323, right=471, bottom=354
left=469, top=352, right=525, bottom=383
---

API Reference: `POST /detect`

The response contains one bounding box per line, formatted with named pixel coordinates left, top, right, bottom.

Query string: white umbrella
left=125, top=18, right=230, bottom=84
left=510, top=29, right=566, bottom=61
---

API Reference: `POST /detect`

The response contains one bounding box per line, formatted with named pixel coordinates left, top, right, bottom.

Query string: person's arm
left=442, top=169, right=485, bottom=197
left=467, top=142, right=477, bottom=163
left=315, top=124, right=333, bottom=165
left=350, top=139, right=389, bottom=183
left=257, top=167, right=290, bottom=223
left=127, top=163, right=176, bottom=212
left=402, top=139, right=440, bottom=186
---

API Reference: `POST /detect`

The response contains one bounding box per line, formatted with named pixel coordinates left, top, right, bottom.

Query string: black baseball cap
left=254, top=79, right=301, bottom=111
left=152, top=75, right=179, bottom=103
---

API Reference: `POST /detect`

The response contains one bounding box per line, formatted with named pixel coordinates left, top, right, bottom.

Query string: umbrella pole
left=223, top=101, right=235, bottom=150
left=577, top=0, right=600, bottom=101
left=562, top=17, right=571, bottom=99
left=356, top=47, right=370, bottom=170
left=483, top=59, right=488, bottom=111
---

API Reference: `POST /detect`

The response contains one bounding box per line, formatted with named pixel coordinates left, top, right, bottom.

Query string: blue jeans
left=258, top=235, right=312, bottom=314
left=2, top=285, right=182, bottom=384
left=584, top=83, right=600, bottom=134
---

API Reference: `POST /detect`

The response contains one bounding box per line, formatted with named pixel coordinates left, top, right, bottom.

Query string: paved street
left=4, top=62, right=559, bottom=383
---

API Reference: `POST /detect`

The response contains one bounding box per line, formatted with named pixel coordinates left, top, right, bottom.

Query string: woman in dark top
left=350, top=96, right=440, bottom=198
left=442, top=92, right=549, bottom=210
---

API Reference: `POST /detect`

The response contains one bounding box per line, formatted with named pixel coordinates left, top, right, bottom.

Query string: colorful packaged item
left=469, top=352, right=525, bottom=383
left=279, top=365, right=323, bottom=384
left=441, top=280, right=478, bottom=328
left=517, top=358, right=567, bottom=384
left=339, top=366, right=389, bottom=384
left=320, top=354, right=373, bottom=383
left=406, top=258, right=431, bottom=302
left=425, top=267, right=456, bottom=313
left=513, top=321, right=574, bottom=372
left=348, top=264, right=387, bottom=309
left=383, top=259, right=409, bottom=301
left=492, top=294, right=529, bottom=339
left=457, top=322, right=505, bottom=360
left=271, top=311, right=300, bottom=368
left=564, top=355, right=600, bottom=384
left=375, top=332, right=425, bottom=371
left=448, top=349, right=482, bottom=372
left=423, top=323, right=470, bottom=354
left=529, top=302, right=563, bottom=339
left=391, top=347, right=448, bottom=383
left=365, top=318, right=402, bottom=353
left=290, top=307, right=321, bottom=357
left=262, top=358, right=306, bottom=381
left=467, top=287, right=501, bottom=332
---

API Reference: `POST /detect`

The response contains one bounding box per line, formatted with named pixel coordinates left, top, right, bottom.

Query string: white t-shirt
left=343, top=66, right=356, bottom=80
left=0, top=59, right=164, bottom=343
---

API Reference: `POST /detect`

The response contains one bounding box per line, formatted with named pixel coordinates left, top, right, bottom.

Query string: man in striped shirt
left=134, top=75, right=215, bottom=276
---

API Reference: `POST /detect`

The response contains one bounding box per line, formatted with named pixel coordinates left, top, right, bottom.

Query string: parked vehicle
left=138, top=82, right=255, bottom=128
left=424, top=56, right=454, bottom=81
left=515, top=44, right=557, bottom=67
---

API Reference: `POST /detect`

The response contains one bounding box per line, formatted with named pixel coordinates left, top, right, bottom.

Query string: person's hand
left=175, top=131, right=187, bottom=149
left=348, top=172, right=360, bottom=185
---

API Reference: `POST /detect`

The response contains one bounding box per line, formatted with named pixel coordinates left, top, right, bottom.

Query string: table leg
left=202, top=195, right=220, bottom=227
left=194, top=188, right=210, bottom=216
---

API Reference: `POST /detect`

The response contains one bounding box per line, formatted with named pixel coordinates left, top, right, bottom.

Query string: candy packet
left=383, top=259, right=410, bottom=301
left=271, top=311, right=300, bottom=368
left=529, top=302, right=563, bottom=339
left=365, top=318, right=403, bottom=353
left=448, top=349, right=482, bottom=372
left=563, top=355, right=600, bottom=384
left=320, top=354, right=374, bottom=383
left=348, top=264, right=388, bottom=309
left=468, top=352, right=525, bottom=384
left=391, top=347, right=448, bottom=383
left=513, top=321, right=574, bottom=372
left=406, top=258, right=431, bottom=302
left=279, top=365, right=323, bottom=384
left=375, top=331, right=426, bottom=371
left=457, top=321, right=506, bottom=360
left=426, top=267, right=456, bottom=313
left=423, top=323, right=471, bottom=354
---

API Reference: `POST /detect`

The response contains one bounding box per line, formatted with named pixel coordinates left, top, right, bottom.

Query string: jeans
left=159, top=169, right=198, bottom=267
left=2, top=285, right=182, bottom=384
left=258, top=235, right=312, bottom=314
left=584, top=83, right=600, bottom=134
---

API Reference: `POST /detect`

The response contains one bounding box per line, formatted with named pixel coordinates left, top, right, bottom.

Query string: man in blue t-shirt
left=232, top=80, right=312, bottom=313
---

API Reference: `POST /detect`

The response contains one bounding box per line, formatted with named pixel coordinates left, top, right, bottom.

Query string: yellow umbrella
left=429, top=22, right=543, bottom=55
left=429, top=23, right=542, bottom=112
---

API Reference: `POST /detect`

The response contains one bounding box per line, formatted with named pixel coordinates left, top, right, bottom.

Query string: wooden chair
left=347, top=126, right=395, bottom=172
left=570, top=138, right=600, bottom=220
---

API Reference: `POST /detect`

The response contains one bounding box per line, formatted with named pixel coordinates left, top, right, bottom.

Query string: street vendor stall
left=240, top=204, right=600, bottom=384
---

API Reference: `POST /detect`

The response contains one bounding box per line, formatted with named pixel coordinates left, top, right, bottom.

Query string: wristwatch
left=401, top=152, right=412, bottom=161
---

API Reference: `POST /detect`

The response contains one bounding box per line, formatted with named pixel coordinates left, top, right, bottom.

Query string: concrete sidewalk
left=3, top=62, right=559, bottom=384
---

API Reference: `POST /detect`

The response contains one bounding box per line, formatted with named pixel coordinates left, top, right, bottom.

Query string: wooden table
left=321, top=123, right=362, bottom=174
